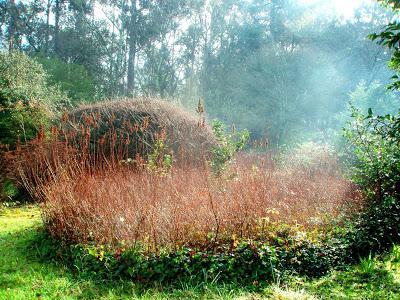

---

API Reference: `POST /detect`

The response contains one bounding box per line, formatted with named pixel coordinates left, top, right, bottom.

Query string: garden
left=1, top=0, right=400, bottom=299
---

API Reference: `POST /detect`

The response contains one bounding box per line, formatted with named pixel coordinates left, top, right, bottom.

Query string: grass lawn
left=1, top=205, right=400, bottom=299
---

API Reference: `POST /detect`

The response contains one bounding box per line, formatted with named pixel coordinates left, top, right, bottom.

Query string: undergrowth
left=2, top=205, right=400, bottom=299
left=5, top=99, right=392, bottom=286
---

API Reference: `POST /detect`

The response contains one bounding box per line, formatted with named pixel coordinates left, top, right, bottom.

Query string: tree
left=371, top=0, right=400, bottom=89
left=186, top=0, right=391, bottom=145
left=138, top=43, right=178, bottom=97
left=123, top=0, right=193, bottom=95
left=36, top=56, right=96, bottom=103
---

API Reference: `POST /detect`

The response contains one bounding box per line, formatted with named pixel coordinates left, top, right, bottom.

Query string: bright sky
left=299, top=0, right=374, bottom=18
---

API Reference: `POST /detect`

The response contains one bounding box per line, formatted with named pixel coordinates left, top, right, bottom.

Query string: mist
left=0, top=0, right=397, bottom=146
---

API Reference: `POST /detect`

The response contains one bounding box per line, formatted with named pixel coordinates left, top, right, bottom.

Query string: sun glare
left=299, top=0, right=373, bottom=18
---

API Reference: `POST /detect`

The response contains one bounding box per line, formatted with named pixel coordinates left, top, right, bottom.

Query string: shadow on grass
left=3, top=207, right=400, bottom=299
left=306, top=256, right=400, bottom=299
left=0, top=224, right=256, bottom=299
left=0, top=218, right=130, bottom=299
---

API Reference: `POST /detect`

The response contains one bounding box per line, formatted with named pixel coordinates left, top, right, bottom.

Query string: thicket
left=343, top=101, right=400, bottom=256
left=0, top=51, right=68, bottom=201
left=2, top=0, right=400, bottom=286
left=4, top=99, right=365, bottom=283
left=0, top=51, right=67, bottom=146
left=25, top=100, right=398, bottom=284
left=341, top=0, right=400, bottom=256
left=7, top=96, right=398, bottom=285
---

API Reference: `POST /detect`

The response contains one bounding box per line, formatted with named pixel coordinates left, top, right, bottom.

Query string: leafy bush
left=344, top=107, right=400, bottom=201
left=336, top=0, right=400, bottom=256
left=344, top=107, right=400, bottom=254
left=36, top=56, right=97, bottom=104
left=38, top=227, right=352, bottom=285
left=147, top=129, right=173, bottom=174
left=0, top=179, right=18, bottom=203
left=0, top=51, right=68, bottom=147
left=210, top=120, right=250, bottom=176
left=0, top=51, right=69, bottom=202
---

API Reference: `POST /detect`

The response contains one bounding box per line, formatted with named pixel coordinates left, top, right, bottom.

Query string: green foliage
left=0, top=179, right=22, bottom=205
left=36, top=56, right=96, bottom=104
left=349, top=81, right=400, bottom=116
left=304, top=245, right=400, bottom=299
left=37, top=222, right=357, bottom=285
left=0, top=51, right=68, bottom=146
left=147, top=134, right=173, bottom=175
left=377, top=0, right=400, bottom=11
left=343, top=105, right=400, bottom=254
left=210, top=120, right=250, bottom=176
left=336, top=0, right=400, bottom=257
left=41, top=240, right=279, bottom=284
left=370, top=1, right=400, bottom=90
left=359, top=253, right=376, bottom=277
left=344, top=107, right=400, bottom=201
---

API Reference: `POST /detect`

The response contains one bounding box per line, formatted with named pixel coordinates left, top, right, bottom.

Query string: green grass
left=0, top=205, right=267, bottom=299
left=302, top=247, right=400, bottom=299
left=1, top=205, right=400, bottom=299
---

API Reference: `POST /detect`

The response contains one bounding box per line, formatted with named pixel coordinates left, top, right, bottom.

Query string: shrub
left=0, top=51, right=67, bottom=147
left=344, top=107, right=400, bottom=201
left=35, top=56, right=97, bottom=104
left=0, top=51, right=68, bottom=201
left=32, top=151, right=360, bottom=248
left=37, top=228, right=349, bottom=284
left=11, top=98, right=365, bottom=284
left=64, top=98, right=217, bottom=166
left=344, top=107, right=400, bottom=254
left=210, top=120, right=250, bottom=176
left=340, top=2, right=400, bottom=256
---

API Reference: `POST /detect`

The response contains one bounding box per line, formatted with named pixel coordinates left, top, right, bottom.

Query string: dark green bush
left=36, top=56, right=97, bottom=104
left=0, top=51, right=68, bottom=147
left=36, top=227, right=354, bottom=285
left=210, top=120, right=250, bottom=176
left=0, top=51, right=69, bottom=202
left=344, top=107, right=400, bottom=254
left=344, top=107, right=400, bottom=201
left=53, top=241, right=279, bottom=284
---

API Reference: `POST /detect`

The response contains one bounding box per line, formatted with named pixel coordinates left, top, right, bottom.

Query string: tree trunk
left=54, top=0, right=61, bottom=54
left=270, top=0, right=283, bottom=43
left=8, top=0, right=16, bottom=51
left=127, top=0, right=137, bottom=96
left=45, top=0, right=52, bottom=55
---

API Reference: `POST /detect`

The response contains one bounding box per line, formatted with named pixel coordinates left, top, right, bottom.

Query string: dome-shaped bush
left=64, top=97, right=216, bottom=166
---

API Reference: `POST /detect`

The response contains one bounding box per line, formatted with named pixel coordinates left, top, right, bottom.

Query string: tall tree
left=126, top=0, right=137, bottom=94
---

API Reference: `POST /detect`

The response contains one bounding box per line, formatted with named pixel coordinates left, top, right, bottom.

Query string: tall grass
left=38, top=156, right=361, bottom=249
left=5, top=99, right=363, bottom=250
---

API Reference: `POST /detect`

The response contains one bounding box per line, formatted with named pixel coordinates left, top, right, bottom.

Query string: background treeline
left=0, top=0, right=398, bottom=145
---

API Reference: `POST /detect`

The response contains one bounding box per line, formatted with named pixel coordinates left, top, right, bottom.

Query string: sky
left=299, top=0, right=374, bottom=18
left=12, top=0, right=375, bottom=21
